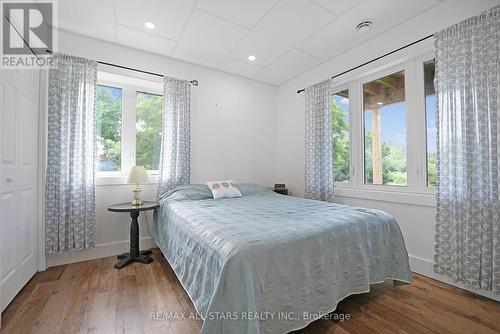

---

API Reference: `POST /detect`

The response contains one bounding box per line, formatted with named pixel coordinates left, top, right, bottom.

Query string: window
left=96, top=85, right=122, bottom=172
left=332, top=90, right=350, bottom=183
left=328, top=51, right=438, bottom=198
left=424, top=60, right=437, bottom=187
left=363, top=70, right=407, bottom=186
left=136, top=92, right=163, bottom=170
left=96, top=72, right=163, bottom=176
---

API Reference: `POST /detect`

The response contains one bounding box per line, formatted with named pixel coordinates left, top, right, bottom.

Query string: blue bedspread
left=154, top=184, right=412, bottom=334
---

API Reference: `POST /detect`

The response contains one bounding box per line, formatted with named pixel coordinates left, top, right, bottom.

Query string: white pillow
left=206, top=180, right=242, bottom=199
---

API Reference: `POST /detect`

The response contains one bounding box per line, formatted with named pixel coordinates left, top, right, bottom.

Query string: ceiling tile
left=216, top=58, right=263, bottom=77
left=297, top=0, right=441, bottom=60
left=196, top=0, right=280, bottom=28
left=173, top=9, right=248, bottom=68
left=115, top=25, right=177, bottom=57
left=59, top=0, right=115, bottom=42
left=227, top=32, right=291, bottom=68
left=312, top=0, right=362, bottom=15
left=115, top=0, right=196, bottom=40
left=229, top=0, right=335, bottom=67
left=252, top=49, right=322, bottom=85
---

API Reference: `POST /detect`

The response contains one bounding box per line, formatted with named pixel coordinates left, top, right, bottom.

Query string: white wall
left=47, top=30, right=277, bottom=267
left=275, top=0, right=500, bottom=302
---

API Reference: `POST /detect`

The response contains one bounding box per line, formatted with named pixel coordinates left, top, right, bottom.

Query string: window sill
left=96, top=173, right=159, bottom=186
left=333, top=186, right=436, bottom=207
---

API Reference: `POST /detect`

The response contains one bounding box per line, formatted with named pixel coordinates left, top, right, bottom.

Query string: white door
left=0, top=68, right=40, bottom=312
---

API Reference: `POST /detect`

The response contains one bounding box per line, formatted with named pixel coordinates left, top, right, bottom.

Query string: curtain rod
left=296, top=34, right=434, bottom=94
left=98, top=61, right=199, bottom=86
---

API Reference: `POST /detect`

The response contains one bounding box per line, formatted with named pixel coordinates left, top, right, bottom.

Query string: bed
left=153, top=184, right=412, bottom=334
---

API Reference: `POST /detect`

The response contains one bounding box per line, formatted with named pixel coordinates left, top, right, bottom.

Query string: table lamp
left=127, top=166, right=149, bottom=206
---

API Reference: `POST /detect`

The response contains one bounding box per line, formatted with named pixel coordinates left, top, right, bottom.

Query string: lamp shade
left=127, top=166, right=149, bottom=184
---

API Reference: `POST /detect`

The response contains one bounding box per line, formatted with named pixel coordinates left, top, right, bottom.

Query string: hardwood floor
left=2, top=249, right=499, bottom=334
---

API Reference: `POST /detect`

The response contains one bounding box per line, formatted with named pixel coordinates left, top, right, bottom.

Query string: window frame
left=96, top=71, right=163, bottom=185
left=359, top=63, right=408, bottom=190
left=330, top=47, right=436, bottom=200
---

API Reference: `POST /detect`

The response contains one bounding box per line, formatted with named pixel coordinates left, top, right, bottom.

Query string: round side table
left=108, top=201, right=159, bottom=269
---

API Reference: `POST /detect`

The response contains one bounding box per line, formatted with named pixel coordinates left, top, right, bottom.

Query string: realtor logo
left=1, top=0, right=57, bottom=68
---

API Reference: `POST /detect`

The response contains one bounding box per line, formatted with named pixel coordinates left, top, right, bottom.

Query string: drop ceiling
left=58, top=0, right=443, bottom=86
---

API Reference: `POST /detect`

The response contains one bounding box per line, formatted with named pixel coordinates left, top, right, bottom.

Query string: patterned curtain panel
left=305, top=79, right=334, bottom=201
left=157, top=76, right=191, bottom=196
left=46, top=54, right=97, bottom=253
left=434, top=5, right=500, bottom=293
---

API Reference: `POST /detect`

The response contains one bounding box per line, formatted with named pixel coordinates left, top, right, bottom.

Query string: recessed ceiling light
left=248, top=55, right=256, bottom=62
left=355, top=20, right=373, bottom=33
left=145, top=22, right=155, bottom=30
left=377, top=102, right=383, bottom=105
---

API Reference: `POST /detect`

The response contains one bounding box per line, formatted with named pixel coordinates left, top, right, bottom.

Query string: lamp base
left=131, top=185, right=143, bottom=206
left=131, top=199, right=144, bottom=206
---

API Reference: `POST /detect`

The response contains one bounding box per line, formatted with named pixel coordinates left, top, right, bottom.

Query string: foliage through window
left=96, top=85, right=122, bottom=172
left=96, top=76, right=163, bottom=174
left=363, top=71, right=407, bottom=186
left=136, top=92, right=163, bottom=170
left=424, top=60, right=437, bottom=187
left=332, top=90, right=350, bottom=183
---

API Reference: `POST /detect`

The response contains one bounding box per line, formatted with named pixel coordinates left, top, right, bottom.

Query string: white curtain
left=434, top=5, right=500, bottom=292
left=305, top=79, right=334, bottom=202
left=157, top=76, right=191, bottom=195
left=45, top=54, right=97, bottom=253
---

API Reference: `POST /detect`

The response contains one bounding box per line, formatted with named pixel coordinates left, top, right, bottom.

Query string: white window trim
left=95, top=174, right=159, bottom=186
left=96, top=71, right=163, bottom=185
left=359, top=62, right=409, bottom=189
left=332, top=46, right=437, bottom=203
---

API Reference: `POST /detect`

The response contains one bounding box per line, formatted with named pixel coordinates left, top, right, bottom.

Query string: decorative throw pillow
left=206, top=180, right=242, bottom=199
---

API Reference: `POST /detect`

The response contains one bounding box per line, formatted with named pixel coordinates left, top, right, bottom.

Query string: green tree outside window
left=136, top=92, right=163, bottom=170
left=332, top=92, right=350, bottom=183
left=96, top=85, right=122, bottom=171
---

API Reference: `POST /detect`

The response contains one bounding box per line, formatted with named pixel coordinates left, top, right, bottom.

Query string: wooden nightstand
left=108, top=201, right=159, bottom=269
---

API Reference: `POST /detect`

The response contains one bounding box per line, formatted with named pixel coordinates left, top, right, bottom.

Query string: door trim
left=37, top=70, right=47, bottom=272
left=0, top=67, right=3, bottom=330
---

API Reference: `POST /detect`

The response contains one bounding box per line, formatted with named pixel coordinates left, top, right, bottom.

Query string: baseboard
left=408, top=254, right=500, bottom=302
left=45, top=237, right=157, bottom=268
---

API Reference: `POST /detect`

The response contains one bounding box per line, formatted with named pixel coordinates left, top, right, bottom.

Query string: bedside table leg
left=114, top=256, right=134, bottom=269
left=117, top=250, right=151, bottom=259
left=130, top=211, right=140, bottom=258
left=115, top=210, right=153, bottom=269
